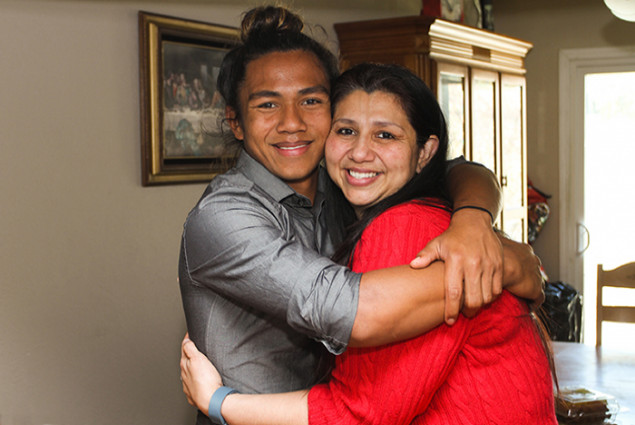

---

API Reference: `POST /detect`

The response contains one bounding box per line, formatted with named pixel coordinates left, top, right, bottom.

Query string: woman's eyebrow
left=373, top=120, right=404, bottom=130
left=332, top=117, right=356, bottom=125
left=335, top=117, right=404, bottom=131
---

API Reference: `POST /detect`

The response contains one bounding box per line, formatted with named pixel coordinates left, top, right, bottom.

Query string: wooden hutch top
left=334, top=16, right=533, bottom=75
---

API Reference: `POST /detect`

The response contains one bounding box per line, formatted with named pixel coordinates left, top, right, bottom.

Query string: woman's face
left=325, top=90, right=436, bottom=216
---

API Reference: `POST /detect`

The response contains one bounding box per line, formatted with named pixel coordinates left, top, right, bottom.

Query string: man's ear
left=416, top=136, right=439, bottom=173
left=225, top=106, right=244, bottom=140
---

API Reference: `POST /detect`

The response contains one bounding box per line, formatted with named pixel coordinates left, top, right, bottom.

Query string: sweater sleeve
left=308, top=202, right=472, bottom=425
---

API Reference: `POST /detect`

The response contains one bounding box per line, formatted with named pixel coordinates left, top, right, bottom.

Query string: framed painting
left=138, top=11, right=239, bottom=185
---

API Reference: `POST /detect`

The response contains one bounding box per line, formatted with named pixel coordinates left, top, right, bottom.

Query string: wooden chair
left=596, top=262, right=635, bottom=346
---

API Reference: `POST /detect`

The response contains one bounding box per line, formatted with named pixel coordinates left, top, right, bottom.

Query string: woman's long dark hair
left=325, top=63, right=450, bottom=264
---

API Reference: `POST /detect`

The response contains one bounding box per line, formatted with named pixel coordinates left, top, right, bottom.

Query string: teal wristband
left=208, top=386, right=238, bottom=425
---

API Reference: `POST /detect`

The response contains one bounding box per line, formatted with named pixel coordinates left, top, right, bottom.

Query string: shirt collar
left=235, top=149, right=325, bottom=206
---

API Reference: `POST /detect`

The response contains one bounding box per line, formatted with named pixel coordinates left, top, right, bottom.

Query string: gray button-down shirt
left=179, top=151, right=361, bottom=403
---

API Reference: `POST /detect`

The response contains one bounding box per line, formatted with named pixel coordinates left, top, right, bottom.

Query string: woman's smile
left=346, top=168, right=380, bottom=182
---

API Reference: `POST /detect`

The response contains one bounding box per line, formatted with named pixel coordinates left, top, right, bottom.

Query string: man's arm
left=412, top=161, right=504, bottom=323
left=182, top=179, right=537, bottom=351
left=497, top=234, right=545, bottom=306
left=349, top=233, right=544, bottom=347
left=447, top=160, right=502, bottom=217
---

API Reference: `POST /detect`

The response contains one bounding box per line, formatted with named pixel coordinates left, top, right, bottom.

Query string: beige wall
left=494, top=0, right=635, bottom=281
left=0, top=1, right=418, bottom=424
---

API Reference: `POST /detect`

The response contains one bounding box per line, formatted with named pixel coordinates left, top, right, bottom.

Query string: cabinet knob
left=501, top=176, right=508, bottom=187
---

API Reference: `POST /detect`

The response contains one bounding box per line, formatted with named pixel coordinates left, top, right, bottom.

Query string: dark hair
left=327, top=63, right=451, bottom=263
left=216, top=6, right=339, bottom=123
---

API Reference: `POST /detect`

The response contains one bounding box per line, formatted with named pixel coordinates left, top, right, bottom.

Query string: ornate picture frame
left=138, top=11, right=239, bottom=186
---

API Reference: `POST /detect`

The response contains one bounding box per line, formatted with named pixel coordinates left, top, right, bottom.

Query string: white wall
left=494, top=0, right=635, bottom=282
left=0, top=1, right=418, bottom=424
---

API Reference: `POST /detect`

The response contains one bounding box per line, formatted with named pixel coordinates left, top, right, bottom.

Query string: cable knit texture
left=308, top=201, right=557, bottom=425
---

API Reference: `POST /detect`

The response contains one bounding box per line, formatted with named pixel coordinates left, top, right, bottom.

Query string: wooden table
left=553, top=341, right=635, bottom=424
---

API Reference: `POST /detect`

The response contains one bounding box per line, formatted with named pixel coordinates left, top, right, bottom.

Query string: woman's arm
left=181, top=336, right=309, bottom=425
left=223, top=392, right=308, bottom=425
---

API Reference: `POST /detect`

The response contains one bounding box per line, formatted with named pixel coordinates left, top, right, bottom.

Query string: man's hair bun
left=240, top=6, right=304, bottom=43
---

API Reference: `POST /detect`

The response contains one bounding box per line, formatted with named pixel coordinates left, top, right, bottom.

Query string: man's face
left=228, top=50, right=332, bottom=197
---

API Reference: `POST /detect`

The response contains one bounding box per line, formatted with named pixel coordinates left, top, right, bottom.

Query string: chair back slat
left=596, top=261, right=635, bottom=346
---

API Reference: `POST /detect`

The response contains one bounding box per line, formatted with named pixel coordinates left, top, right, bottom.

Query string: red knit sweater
left=308, top=202, right=557, bottom=425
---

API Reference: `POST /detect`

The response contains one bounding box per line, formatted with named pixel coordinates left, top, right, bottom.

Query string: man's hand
left=180, top=334, right=223, bottom=415
left=411, top=207, right=503, bottom=324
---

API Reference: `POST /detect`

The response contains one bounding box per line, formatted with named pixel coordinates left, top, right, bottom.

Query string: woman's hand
left=180, top=334, right=223, bottom=415
left=411, top=207, right=503, bottom=324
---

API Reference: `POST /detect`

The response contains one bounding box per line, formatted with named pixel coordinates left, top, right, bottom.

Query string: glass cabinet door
left=470, top=69, right=500, bottom=175
left=500, top=74, right=528, bottom=242
left=437, top=63, right=469, bottom=160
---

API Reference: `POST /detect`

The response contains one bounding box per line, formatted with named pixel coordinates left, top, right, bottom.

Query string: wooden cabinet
left=334, top=16, right=532, bottom=242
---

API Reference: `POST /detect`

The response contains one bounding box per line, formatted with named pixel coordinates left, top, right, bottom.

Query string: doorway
left=559, top=47, right=635, bottom=347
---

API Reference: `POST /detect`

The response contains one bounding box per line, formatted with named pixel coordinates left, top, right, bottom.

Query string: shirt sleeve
left=179, top=184, right=360, bottom=354
left=308, top=202, right=472, bottom=425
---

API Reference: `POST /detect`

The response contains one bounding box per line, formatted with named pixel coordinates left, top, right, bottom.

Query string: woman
left=181, top=62, right=557, bottom=425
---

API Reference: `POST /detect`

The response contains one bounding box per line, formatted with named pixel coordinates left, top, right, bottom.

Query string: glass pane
left=600, top=323, right=635, bottom=350
left=584, top=72, right=635, bottom=269
left=504, top=217, right=523, bottom=242
left=583, top=71, right=635, bottom=347
left=501, top=82, right=523, bottom=209
left=471, top=79, right=496, bottom=172
left=439, top=73, right=466, bottom=159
